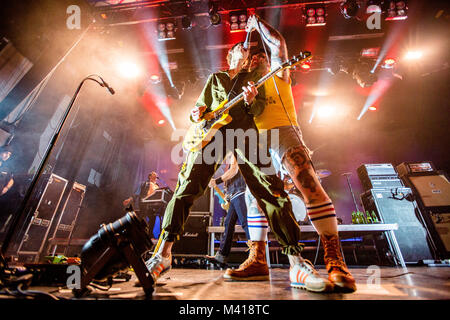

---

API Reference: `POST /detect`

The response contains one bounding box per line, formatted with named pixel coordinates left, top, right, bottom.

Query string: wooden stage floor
left=46, top=265, right=450, bottom=300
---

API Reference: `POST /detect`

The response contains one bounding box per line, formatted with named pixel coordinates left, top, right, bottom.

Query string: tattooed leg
left=282, top=145, right=330, bottom=205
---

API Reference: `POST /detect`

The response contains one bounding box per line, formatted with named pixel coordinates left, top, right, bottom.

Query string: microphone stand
left=0, top=75, right=113, bottom=263
left=342, top=172, right=360, bottom=213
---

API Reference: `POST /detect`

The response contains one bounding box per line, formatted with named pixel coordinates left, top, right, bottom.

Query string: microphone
left=102, top=80, right=115, bottom=95
left=243, top=31, right=252, bottom=50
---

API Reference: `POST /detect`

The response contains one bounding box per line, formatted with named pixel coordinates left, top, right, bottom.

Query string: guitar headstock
left=285, top=51, right=313, bottom=69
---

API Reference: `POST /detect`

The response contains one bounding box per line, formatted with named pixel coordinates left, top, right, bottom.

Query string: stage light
left=340, top=0, right=359, bottom=19
left=404, top=50, right=423, bottom=60
left=368, top=106, right=377, bottom=111
left=117, top=61, right=141, bottom=78
left=316, top=105, right=335, bottom=118
left=361, top=47, right=380, bottom=58
left=383, top=58, right=396, bottom=68
left=300, top=61, right=311, bottom=72
left=366, top=1, right=382, bottom=14
left=100, top=13, right=107, bottom=20
left=158, top=119, right=166, bottom=125
left=157, top=21, right=176, bottom=41
left=209, top=9, right=221, bottom=25
left=149, top=74, right=161, bottom=84
left=305, top=6, right=326, bottom=26
left=229, top=11, right=247, bottom=32
left=73, top=212, right=155, bottom=298
left=385, top=0, right=408, bottom=20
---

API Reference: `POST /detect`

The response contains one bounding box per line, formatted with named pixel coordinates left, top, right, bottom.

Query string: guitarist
left=206, top=152, right=250, bottom=267
left=226, top=15, right=356, bottom=293
left=146, top=41, right=318, bottom=290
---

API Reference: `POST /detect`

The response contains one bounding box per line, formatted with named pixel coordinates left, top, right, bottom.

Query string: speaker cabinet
left=403, top=174, right=450, bottom=208
left=172, top=214, right=211, bottom=255
left=361, top=188, right=434, bottom=263
left=190, top=187, right=214, bottom=214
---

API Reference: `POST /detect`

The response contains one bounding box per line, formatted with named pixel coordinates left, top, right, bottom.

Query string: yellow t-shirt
left=254, top=75, right=299, bottom=130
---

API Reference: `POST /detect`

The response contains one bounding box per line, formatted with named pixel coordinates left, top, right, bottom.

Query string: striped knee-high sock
left=307, top=201, right=338, bottom=235
left=245, top=188, right=269, bottom=241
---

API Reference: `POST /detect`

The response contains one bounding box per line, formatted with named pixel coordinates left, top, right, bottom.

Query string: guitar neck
left=213, top=186, right=227, bottom=202
left=224, top=66, right=283, bottom=111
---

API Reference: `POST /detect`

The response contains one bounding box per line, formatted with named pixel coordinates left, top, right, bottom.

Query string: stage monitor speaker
left=172, top=214, right=210, bottom=255
left=360, top=188, right=434, bottom=263
left=190, top=187, right=214, bottom=214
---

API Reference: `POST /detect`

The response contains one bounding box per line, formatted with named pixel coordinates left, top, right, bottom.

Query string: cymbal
left=316, top=169, right=332, bottom=178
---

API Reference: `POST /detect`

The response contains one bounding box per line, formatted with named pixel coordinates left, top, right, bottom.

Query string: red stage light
left=158, top=119, right=166, bottom=125
left=300, top=62, right=311, bottom=71
left=368, top=106, right=377, bottom=111
left=383, top=58, right=396, bottom=68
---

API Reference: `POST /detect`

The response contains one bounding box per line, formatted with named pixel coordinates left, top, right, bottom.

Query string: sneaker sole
left=223, top=274, right=270, bottom=281
left=291, top=282, right=333, bottom=293
left=151, top=266, right=171, bottom=282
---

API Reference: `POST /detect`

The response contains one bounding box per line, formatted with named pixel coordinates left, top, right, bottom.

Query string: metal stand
left=342, top=172, right=360, bottom=213
left=0, top=75, right=112, bottom=262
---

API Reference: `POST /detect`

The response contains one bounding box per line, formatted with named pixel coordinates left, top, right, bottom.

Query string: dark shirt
left=224, top=171, right=246, bottom=199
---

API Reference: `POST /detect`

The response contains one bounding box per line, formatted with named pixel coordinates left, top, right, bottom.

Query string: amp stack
left=396, top=161, right=450, bottom=259
left=358, top=163, right=434, bottom=264
left=171, top=187, right=213, bottom=257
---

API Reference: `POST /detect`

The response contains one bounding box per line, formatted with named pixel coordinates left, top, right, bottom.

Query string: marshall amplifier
left=172, top=213, right=211, bottom=255
left=190, top=187, right=214, bottom=215
left=357, top=163, right=403, bottom=192
left=360, top=188, right=434, bottom=263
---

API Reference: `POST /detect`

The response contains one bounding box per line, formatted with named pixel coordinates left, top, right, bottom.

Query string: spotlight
left=368, top=106, right=377, bottom=111
left=340, top=0, right=359, bottom=19
left=149, top=74, right=161, bottom=84
left=73, top=212, right=155, bottom=298
left=158, top=119, right=166, bottom=125
left=209, top=2, right=221, bottom=26
left=316, top=105, right=335, bottom=118
left=404, top=50, right=422, bottom=60
left=157, top=21, right=176, bottom=41
left=299, top=61, right=311, bottom=72
left=117, top=61, right=141, bottom=78
left=384, top=1, right=408, bottom=20
left=305, top=6, right=326, bottom=26
left=383, top=58, right=396, bottom=68
left=229, top=11, right=247, bottom=32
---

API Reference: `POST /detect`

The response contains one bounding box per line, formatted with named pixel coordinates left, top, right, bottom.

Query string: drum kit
left=283, top=169, right=332, bottom=224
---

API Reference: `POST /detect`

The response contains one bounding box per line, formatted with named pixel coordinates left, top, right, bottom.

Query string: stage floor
left=27, top=265, right=450, bottom=300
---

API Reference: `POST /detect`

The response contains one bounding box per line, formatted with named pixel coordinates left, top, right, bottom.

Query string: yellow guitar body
left=182, top=100, right=232, bottom=152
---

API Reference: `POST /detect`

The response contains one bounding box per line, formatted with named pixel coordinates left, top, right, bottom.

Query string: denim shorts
left=261, top=125, right=311, bottom=162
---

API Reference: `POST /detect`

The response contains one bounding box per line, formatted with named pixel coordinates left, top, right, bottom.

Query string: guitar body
left=183, top=101, right=232, bottom=152
left=182, top=51, right=312, bottom=153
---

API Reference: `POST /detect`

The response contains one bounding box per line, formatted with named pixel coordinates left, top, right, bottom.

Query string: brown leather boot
left=223, top=241, right=269, bottom=281
left=321, top=234, right=357, bottom=292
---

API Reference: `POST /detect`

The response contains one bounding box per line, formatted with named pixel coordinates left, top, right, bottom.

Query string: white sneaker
left=145, top=253, right=171, bottom=282
left=289, top=257, right=334, bottom=293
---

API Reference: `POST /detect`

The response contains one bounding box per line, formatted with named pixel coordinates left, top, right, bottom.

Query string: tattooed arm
left=246, top=15, right=290, bottom=82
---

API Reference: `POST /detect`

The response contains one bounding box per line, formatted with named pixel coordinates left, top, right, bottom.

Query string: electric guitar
left=182, top=51, right=313, bottom=152
left=213, top=186, right=230, bottom=211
